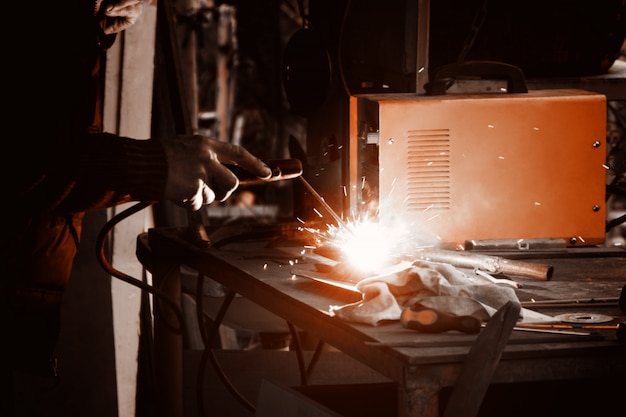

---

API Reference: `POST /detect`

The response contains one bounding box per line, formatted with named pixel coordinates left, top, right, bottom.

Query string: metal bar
left=418, top=248, right=553, bottom=281
left=298, top=175, right=349, bottom=229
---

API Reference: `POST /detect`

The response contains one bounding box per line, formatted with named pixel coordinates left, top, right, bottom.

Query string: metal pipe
left=417, top=248, right=553, bottom=281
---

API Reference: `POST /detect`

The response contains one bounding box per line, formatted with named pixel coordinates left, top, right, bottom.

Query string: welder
left=0, top=1, right=271, bottom=413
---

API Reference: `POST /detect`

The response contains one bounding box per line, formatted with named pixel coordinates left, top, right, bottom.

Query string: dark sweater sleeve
left=78, top=132, right=168, bottom=206
left=14, top=132, right=169, bottom=215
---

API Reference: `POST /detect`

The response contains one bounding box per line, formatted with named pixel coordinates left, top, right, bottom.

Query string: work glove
left=98, top=0, right=145, bottom=35
left=163, top=135, right=272, bottom=211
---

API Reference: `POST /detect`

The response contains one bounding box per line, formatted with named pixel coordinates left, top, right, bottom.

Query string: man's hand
left=163, top=136, right=272, bottom=211
left=100, top=0, right=144, bottom=35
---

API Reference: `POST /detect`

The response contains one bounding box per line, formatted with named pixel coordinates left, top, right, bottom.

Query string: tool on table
left=511, top=325, right=593, bottom=336
left=417, top=248, right=553, bottom=281
left=464, top=238, right=567, bottom=251
left=520, top=285, right=626, bottom=310
left=520, top=297, right=620, bottom=309
left=401, top=303, right=482, bottom=334
left=185, top=159, right=303, bottom=247
left=366, top=331, right=604, bottom=348
left=515, top=321, right=625, bottom=340
left=554, top=312, right=614, bottom=324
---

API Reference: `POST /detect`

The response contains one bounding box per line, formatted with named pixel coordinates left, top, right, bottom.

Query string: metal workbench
left=137, top=225, right=626, bottom=417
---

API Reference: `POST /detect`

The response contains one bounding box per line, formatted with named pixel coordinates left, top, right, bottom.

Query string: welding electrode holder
left=225, top=158, right=303, bottom=184
left=184, top=159, right=303, bottom=247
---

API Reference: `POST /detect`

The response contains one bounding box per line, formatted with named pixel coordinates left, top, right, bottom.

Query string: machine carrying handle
left=424, top=60, right=528, bottom=95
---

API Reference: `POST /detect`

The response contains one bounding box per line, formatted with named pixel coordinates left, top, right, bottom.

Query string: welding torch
left=185, top=158, right=303, bottom=247
left=417, top=248, right=553, bottom=281
left=223, top=158, right=303, bottom=184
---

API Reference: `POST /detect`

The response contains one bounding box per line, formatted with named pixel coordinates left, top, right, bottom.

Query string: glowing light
left=310, top=216, right=418, bottom=276
left=263, top=263, right=268, bottom=270
left=488, top=124, right=494, bottom=128
left=337, top=220, right=399, bottom=274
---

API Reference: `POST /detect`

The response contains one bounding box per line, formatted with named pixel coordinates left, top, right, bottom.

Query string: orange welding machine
left=349, top=73, right=606, bottom=248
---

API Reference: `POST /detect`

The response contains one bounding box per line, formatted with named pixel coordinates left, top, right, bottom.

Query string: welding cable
left=95, top=201, right=184, bottom=334
left=336, top=0, right=352, bottom=97
left=196, top=287, right=256, bottom=416
left=456, top=0, right=489, bottom=64
left=195, top=272, right=210, bottom=347
left=606, top=212, right=626, bottom=232
left=605, top=103, right=626, bottom=203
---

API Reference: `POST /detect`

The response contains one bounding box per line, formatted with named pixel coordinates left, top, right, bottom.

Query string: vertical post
left=103, top=3, right=158, bottom=417
left=176, top=0, right=201, bottom=135
left=347, top=96, right=359, bottom=218
left=216, top=4, right=237, bottom=142
left=151, top=251, right=183, bottom=417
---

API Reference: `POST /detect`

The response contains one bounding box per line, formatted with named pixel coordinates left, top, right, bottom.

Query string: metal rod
left=418, top=248, right=553, bottom=281
left=298, top=176, right=349, bottom=229
left=521, top=297, right=619, bottom=306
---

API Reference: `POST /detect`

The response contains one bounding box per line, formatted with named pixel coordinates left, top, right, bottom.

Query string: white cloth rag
left=329, top=260, right=521, bottom=326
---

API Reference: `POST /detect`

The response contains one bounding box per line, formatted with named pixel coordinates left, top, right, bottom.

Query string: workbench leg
left=151, top=257, right=183, bottom=417
left=398, top=384, right=440, bottom=417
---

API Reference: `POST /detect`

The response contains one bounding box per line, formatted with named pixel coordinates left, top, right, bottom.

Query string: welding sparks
left=342, top=221, right=395, bottom=273
left=309, top=216, right=418, bottom=276
left=296, top=176, right=438, bottom=276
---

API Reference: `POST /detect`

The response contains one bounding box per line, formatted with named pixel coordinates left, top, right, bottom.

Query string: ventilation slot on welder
left=406, top=129, right=451, bottom=212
